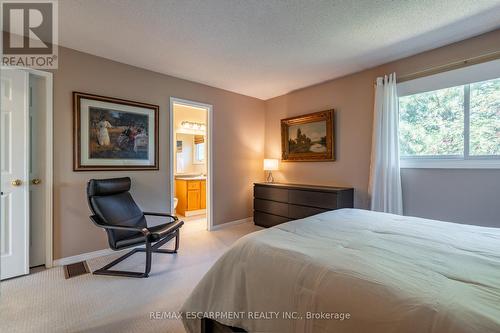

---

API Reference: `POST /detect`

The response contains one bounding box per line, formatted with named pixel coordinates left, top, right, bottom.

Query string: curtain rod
left=395, top=50, right=500, bottom=83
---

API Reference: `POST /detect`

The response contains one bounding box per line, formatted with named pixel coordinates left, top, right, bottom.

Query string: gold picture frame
left=281, top=110, right=335, bottom=162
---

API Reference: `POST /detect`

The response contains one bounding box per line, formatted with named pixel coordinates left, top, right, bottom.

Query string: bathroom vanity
left=175, top=176, right=206, bottom=216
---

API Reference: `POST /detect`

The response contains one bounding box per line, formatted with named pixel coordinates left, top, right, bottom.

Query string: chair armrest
left=143, top=212, right=178, bottom=221
left=89, top=215, right=150, bottom=236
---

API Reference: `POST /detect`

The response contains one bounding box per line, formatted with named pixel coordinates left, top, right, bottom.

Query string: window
left=398, top=61, right=500, bottom=168
left=469, top=79, right=500, bottom=156
left=193, top=135, right=205, bottom=164
left=194, top=142, right=205, bottom=163
left=399, top=85, right=465, bottom=157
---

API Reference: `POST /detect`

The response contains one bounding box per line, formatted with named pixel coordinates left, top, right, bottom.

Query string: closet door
left=1, top=68, right=29, bottom=280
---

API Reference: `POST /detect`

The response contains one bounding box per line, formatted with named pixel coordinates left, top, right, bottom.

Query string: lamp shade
left=263, top=159, right=279, bottom=171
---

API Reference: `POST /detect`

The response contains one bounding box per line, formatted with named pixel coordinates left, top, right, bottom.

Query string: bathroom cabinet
left=175, top=178, right=207, bottom=216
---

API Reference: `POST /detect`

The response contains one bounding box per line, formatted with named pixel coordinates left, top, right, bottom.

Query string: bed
left=181, top=209, right=500, bottom=333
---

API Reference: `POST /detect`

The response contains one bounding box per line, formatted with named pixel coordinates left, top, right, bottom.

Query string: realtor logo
left=1, top=0, right=58, bottom=68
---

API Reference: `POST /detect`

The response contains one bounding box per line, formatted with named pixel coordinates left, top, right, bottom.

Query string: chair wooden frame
left=89, top=212, right=181, bottom=278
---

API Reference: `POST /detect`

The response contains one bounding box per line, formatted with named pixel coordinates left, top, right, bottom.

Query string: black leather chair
left=87, top=177, right=184, bottom=278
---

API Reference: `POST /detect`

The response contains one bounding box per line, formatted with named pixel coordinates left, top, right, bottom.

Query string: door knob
left=11, top=179, right=22, bottom=186
left=31, top=178, right=42, bottom=185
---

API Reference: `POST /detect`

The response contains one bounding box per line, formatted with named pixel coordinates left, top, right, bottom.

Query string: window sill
left=400, top=159, right=500, bottom=169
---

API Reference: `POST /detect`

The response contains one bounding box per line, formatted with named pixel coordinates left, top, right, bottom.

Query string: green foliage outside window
left=470, top=79, right=500, bottom=155
left=399, top=78, right=500, bottom=157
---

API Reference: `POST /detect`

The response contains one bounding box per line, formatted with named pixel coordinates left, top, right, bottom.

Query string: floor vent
left=64, top=261, right=90, bottom=279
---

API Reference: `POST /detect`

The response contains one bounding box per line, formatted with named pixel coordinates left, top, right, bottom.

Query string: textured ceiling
left=59, top=0, right=500, bottom=100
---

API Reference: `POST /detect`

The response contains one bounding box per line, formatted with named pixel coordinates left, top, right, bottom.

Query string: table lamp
left=263, top=159, right=279, bottom=183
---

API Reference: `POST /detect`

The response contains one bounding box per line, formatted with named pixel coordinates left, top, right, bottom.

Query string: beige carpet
left=0, top=217, right=260, bottom=333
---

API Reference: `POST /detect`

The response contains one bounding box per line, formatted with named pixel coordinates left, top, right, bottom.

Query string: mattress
left=181, top=209, right=500, bottom=333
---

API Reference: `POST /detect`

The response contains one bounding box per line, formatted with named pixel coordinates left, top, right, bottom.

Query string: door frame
left=169, top=97, right=213, bottom=230
left=3, top=66, right=54, bottom=268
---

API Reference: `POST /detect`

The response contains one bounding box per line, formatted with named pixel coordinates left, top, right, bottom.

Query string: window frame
left=398, top=61, right=500, bottom=169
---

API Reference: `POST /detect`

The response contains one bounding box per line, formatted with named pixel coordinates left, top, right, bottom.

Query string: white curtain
left=369, top=73, right=403, bottom=214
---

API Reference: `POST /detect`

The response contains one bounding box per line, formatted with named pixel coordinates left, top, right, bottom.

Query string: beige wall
left=53, top=47, right=265, bottom=259
left=264, top=29, right=500, bottom=209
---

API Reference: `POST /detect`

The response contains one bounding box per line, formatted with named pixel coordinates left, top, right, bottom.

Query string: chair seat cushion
left=114, top=220, right=184, bottom=249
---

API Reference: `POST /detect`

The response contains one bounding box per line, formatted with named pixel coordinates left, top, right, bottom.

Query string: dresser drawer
left=254, top=186, right=288, bottom=202
left=288, top=204, right=328, bottom=220
left=254, top=183, right=354, bottom=228
left=254, top=211, right=290, bottom=228
left=289, top=189, right=337, bottom=209
left=254, top=198, right=288, bottom=217
left=187, top=181, right=200, bottom=190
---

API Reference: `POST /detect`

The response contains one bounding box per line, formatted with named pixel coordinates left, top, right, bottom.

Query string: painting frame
left=73, top=92, right=159, bottom=171
left=281, top=110, right=335, bottom=162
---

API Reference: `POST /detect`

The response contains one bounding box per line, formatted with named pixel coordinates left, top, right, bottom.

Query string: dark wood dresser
left=253, top=183, right=354, bottom=228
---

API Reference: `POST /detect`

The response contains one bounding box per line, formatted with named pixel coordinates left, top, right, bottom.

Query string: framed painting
left=281, top=110, right=335, bottom=161
left=73, top=92, right=159, bottom=171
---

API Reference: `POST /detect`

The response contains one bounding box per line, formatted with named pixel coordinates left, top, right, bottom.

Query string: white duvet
left=181, top=209, right=500, bottom=333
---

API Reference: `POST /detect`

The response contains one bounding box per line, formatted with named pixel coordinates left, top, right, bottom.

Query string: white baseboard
left=210, top=216, right=253, bottom=231
left=53, top=216, right=254, bottom=266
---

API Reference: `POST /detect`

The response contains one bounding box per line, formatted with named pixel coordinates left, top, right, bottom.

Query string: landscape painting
left=74, top=92, right=159, bottom=171
left=281, top=110, right=335, bottom=161
left=288, top=121, right=327, bottom=153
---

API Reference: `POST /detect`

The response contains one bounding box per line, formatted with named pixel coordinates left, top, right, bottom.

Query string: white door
left=1, top=68, right=29, bottom=280
left=29, top=75, right=46, bottom=267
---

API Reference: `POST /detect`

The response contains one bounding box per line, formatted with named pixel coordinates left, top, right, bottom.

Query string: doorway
left=1, top=67, right=53, bottom=280
left=169, top=98, right=213, bottom=231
